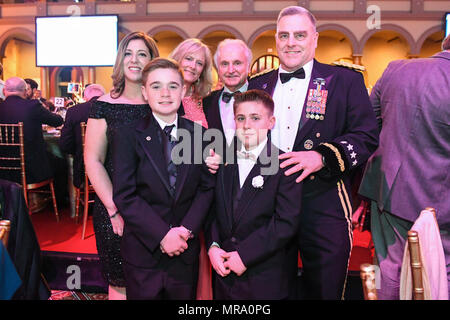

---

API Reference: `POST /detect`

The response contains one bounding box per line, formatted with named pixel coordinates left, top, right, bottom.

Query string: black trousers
left=297, top=184, right=353, bottom=300
left=123, top=256, right=199, bottom=300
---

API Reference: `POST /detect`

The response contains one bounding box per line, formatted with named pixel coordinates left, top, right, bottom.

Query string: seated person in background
left=112, top=58, right=215, bottom=300
left=59, top=84, right=106, bottom=189
left=0, top=77, right=63, bottom=185
left=43, top=100, right=55, bottom=112
left=207, top=90, right=303, bottom=299
left=24, top=78, right=39, bottom=100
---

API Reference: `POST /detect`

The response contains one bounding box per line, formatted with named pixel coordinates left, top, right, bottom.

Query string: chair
left=400, top=207, right=448, bottom=300
left=74, top=122, right=95, bottom=239
left=360, top=263, right=378, bottom=300
left=0, top=122, right=59, bottom=221
left=407, top=230, right=425, bottom=300
left=0, top=219, right=11, bottom=247
left=250, top=54, right=280, bottom=75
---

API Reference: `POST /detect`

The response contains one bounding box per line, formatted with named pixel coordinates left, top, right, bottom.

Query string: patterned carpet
left=49, top=290, right=108, bottom=300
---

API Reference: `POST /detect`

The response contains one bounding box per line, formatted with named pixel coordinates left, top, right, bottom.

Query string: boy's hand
left=208, top=246, right=230, bottom=277
left=178, top=225, right=193, bottom=240
left=222, top=251, right=247, bottom=276
left=160, top=227, right=188, bottom=256
left=205, top=149, right=221, bottom=174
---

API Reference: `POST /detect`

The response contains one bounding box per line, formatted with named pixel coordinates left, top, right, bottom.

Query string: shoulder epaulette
left=249, top=68, right=275, bottom=79
left=332, top=61, right=365, bottom=72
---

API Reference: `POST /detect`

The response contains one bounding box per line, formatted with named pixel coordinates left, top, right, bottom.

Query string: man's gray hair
left=213, top=38, right=253, bottom=71
left=84, top=84, right=106, bottom=101
left=5, top=77, right=27, bottom=93
left=277, top=6, right=317, bottom=31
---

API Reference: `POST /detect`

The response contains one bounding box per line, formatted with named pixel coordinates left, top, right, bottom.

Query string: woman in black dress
left=84, top=31, right=159, bottom=300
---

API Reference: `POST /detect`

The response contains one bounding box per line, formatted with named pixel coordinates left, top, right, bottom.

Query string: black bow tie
left=279, top=68, right=305, bottom=84
left=222, top=91, right=238, bottom=103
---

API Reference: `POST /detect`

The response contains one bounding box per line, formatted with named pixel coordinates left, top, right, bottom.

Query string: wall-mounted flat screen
left=36, top=15, right=118, bottom=67
left=446, top=12, right=449, bottom=37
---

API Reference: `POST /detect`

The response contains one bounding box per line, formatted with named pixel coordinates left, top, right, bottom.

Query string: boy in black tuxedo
left=207, top=89, right=302, bottom=299
left=112, top=58, right=215, bottom=300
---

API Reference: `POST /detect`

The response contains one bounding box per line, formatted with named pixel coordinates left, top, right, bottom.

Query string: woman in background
left=84, top=31, right=159, bottom=300
left=169, top=38, right=213, bottom=128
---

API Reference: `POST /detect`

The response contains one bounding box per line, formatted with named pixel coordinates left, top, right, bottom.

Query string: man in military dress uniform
left=249, top=6, right=379, bottom=299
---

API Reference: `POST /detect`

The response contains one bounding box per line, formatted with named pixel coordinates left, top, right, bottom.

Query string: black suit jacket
left=208, top=142, right=302, bottom=299
left=112, top=114, right=216, bottom=269
left=203, top=88, right=242, bottom=166
left=203, top=89, right=224, bottom=135
left=59, top=99, right=95, bottom=188
left=0, top=95, right=63, bottom=184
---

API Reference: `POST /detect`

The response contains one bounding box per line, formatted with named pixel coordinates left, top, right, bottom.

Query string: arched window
left=250, top=54, right=279, bottom=75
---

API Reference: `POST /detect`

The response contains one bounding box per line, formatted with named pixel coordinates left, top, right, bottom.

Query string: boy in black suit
left=207, top=89, right=302, bottom=299
left=112, top=58, right=215, bottom=300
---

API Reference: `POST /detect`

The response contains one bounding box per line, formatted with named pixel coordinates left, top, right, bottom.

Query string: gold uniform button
left=310, top=175, right=315, bottom=180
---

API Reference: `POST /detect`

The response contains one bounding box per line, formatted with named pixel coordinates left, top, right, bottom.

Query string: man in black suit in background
left=24, top=78, right=39, bottom=100
left=59, top=84, right=106, bottom=188
left=0, top=77, right=63, bottom=185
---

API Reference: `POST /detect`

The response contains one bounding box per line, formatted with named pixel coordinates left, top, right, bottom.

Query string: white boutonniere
left=252, top=175, right=264, bottom=189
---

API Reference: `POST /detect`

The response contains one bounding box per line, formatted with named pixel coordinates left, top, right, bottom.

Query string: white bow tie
left=236, top=150, right=257, bottom=162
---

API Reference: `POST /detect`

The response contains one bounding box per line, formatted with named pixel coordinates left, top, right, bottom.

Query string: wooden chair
left=74, top=122, right=95, bottom=239
left=0, top=219, right=11, bottom=247
left=407, top=230, right=425, bottom=300
left=360, top=229, right=426, bottom=300
left=360, top=263, right=378, bottom=300
left=0, top=122, right=59, bottom=221
left=408, top=208, right=435, bottom=300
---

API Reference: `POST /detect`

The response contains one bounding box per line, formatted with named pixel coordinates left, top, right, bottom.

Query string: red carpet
left=31, top=205, right=374, bottom=271
left=31, top=206, right=97, bottom=254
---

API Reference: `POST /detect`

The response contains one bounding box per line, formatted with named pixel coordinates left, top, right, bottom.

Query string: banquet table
left=43, top=130, right=76, bottom=217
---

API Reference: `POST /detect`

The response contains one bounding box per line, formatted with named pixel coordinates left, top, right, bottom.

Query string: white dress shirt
left=153, top=113, right=178, bottom=140
left=271, top=60, right=314, bottom=152
left=237, top=138, right=267, bottom=188
left=220, top=82, right=249, bottom=146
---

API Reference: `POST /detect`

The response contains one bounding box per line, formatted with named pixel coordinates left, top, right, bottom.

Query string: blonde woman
left=169, top=38, right=213, bottom=128
left=84, top=31, right=159, bottom=300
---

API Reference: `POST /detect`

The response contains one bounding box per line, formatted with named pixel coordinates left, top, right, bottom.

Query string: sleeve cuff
left=314, top=142, right=349, bottom=177
left=209, top=241, right=220, bottom=249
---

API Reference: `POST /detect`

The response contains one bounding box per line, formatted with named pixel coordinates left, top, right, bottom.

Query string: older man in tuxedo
left=359, top=35, right=450, bottom=299
left=203, top=39, right=252, bottom=149
left=59, top=84, right=106, bottom=188
left=0, top=77, right=63, bottom=185
left=249, top=6, right=379, bottom=299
